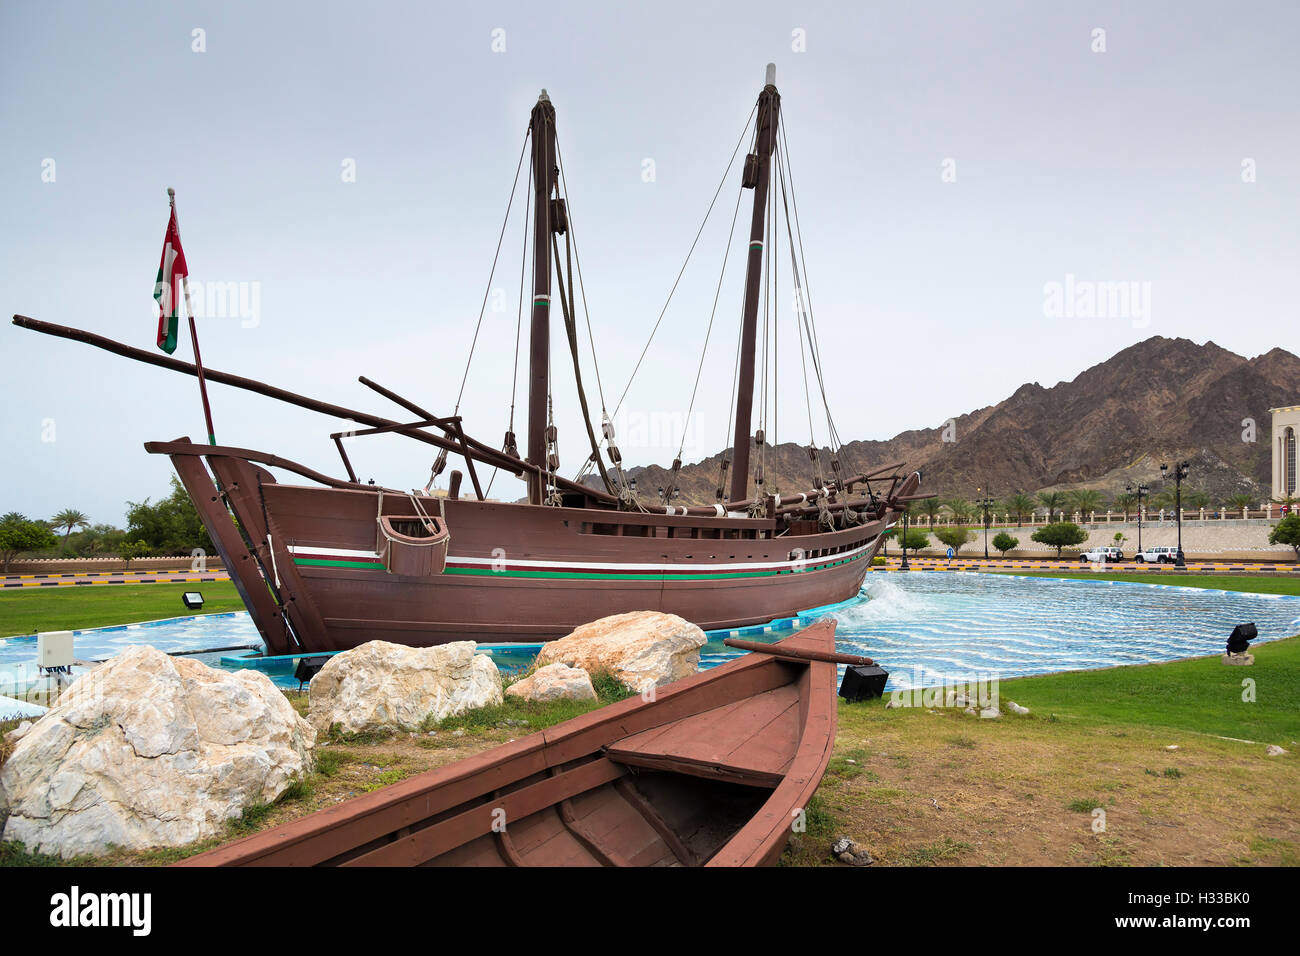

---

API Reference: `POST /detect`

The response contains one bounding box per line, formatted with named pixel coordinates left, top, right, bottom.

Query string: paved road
left=2, top=570, right=231, bottom=588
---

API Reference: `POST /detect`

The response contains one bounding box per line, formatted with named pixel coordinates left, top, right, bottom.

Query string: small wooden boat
left=179, top=619, right=842, bottom=867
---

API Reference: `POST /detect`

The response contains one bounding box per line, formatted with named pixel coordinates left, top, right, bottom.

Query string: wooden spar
left=527, top=91, right=558, bottom=505
left=11, top=314, right=616, bottom=505
left=729, top=65, right=781, bottom=503
left=12, top=314, right=914, bottom=516
left=722, top=637, right=874, bottom=666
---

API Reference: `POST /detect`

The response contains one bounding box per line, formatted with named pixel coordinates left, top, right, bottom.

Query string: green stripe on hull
left=292, top=553, right=865, bottom=579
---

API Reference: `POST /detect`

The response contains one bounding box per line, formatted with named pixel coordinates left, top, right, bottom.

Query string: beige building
left=1272, top=404, right=1300, bottom=501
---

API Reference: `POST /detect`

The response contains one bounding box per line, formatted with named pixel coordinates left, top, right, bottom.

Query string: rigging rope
left=454, top=130, right=531, bottom=415
left=610, top=103, right=759, bottom=420
left=671, top=178, right=746, bottom=482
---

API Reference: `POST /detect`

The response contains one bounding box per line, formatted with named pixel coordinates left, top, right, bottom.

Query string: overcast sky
left=2, top=0, right=1297, bottom=524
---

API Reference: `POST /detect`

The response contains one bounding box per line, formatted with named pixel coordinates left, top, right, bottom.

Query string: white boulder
left=308, top=640, right=502, bottom=736
left=536, top=611, right=705, bottom=693
left=0, top=645, right=314, bottom=858
left=506, top=663, right=597, bottom=704
left=4, top=720, right=33, bottom=745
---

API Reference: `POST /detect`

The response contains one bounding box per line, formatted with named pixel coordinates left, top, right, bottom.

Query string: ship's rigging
left=444, top=67, right=870, bottom=526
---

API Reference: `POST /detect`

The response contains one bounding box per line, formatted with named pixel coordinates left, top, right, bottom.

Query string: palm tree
left=1005, top=492, right=1035, bottom=526
left=1068, top=489, right=1104, bottom=523
left=1226, top=493, right=1253, bottom=517
left=51, top=508, right=90, bottom=540
left=1037, top=491, right=1064, bottom=523
left=1150, top=489, right=1175, bottom=512
left=945, top=497, right=974, bottom=524
left=1112, top=491, right=1136, bottom=520
left=918, top=497, right=943, bottom=527
left=1183, top=489, right=1210, bottom=512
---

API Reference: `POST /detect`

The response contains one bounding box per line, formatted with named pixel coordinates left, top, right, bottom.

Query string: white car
left=1079, top=546, right=1124, bottom=563
left=1134, top=546, right=1179, bottom=564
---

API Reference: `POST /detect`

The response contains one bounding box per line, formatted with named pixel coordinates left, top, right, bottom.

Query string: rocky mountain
left=608, top=337, right=1300, bottom=506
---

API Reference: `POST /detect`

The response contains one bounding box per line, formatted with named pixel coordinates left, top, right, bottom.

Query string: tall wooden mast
left=729, top=64, right=781, bottom=504
left=527, top=90, right=558, bottom=505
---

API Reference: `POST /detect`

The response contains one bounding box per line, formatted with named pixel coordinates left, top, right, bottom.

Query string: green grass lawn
left=991, top=571, right=1300, bottom=596
left=0, top=581, right=245, bottom=638
left=997, top=633, right=1300, bottom=742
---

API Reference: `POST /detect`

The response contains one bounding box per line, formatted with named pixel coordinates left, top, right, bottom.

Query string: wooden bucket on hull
left=378, top=514, right=449, bottom=577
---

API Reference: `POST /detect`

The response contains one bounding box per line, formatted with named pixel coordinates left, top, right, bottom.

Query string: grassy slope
left=996, top=634, right=1299, bottom=741
left=991, top=571, right=1300, bottom=596
left=0, top=581, right=245, bottom=638
left=782, top=636, right=1300, bottom=866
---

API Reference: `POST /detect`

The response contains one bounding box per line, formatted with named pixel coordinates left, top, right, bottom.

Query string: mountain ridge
left=604, top=336, right=1300, bottom=505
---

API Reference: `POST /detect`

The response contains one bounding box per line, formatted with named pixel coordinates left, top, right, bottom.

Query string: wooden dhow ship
left=14, top=65, right=927, bottom=656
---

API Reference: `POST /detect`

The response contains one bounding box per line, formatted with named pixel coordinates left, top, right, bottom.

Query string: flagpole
left=168, top=187, right=217, bottom=446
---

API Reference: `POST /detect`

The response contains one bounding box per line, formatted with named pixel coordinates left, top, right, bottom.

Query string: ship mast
left=729, top=64, right=781, bottom=504
left=527, top=90, right=558, bottom=505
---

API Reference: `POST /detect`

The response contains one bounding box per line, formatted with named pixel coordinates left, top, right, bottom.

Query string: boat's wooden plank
left=566, top=785, right=673, bottom=866
left=539, top=659, right=796, bottom=769
left=423, top=833, right=508, bottom=867
left=342, top=758, right=625, bottom=866
left=606, top=684, right=800, bottom=781
left=614, top=778, right=696, bottom=866
left=718, top=698, right=801, bottom=777
left=598, top=694, right=752, bottom=755
left=606, top=752, right=785, bottom=788
left=513, top=808, right=603, bottom=866
left=706, top=624, right=840, bottom=867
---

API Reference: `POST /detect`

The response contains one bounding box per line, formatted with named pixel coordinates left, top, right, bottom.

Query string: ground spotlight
left=838, top=663, right=890, bottom=701
left=181, top=591, right=204, bottom=610
left=294, top=654, right=332, bottom=690
left=1227, top=623, right=1256, bottom=654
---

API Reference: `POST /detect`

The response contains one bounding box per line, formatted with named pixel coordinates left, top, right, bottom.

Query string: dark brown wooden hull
left=162, top=443, right=894, bottom=655
left=177, top=619, right=840, bottom=867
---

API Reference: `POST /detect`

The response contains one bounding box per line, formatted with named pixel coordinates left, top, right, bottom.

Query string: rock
left=963, top=706, right=977, bottom=716
left=1266, top=745, right=1287, bottom=757
left=1007, top=701, right=1030, bottom=715
left=506, top=663, right=596, bottom=704
left=308, top=640, right=501, bottom=736
left=979, top=707, right=1001, bottom=719
left=535, top=611, right=705, bottom=692
left=885, top=698, right=903, bottom=710
left=831, top=835, right=874, bottom=866
left=0, top=645, right=314, bottom=858
left=3, top=720, right=33, bottom=745
left=1165, top=745, right=1180, bottom=751
left=1221, top=652, right=1254, bottom=666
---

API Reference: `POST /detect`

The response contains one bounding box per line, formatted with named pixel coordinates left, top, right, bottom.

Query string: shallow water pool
left=1, top=574, right=1296, bottom=704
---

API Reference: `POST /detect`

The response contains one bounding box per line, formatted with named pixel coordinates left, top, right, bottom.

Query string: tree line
left=0, top=477, right=216, bottom=572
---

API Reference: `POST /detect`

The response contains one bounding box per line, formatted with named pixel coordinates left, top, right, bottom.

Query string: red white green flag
left=153, top=207, right=188, bottom=354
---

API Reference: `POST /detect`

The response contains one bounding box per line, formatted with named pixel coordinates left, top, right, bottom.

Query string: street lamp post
left=1160, top=460, right=1190, bottom=567
left=976, top=493, right=995, bottom=560
left=1125, top=481, right=1149, bottom=554
left=899, top=506, right=910, bottom=571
